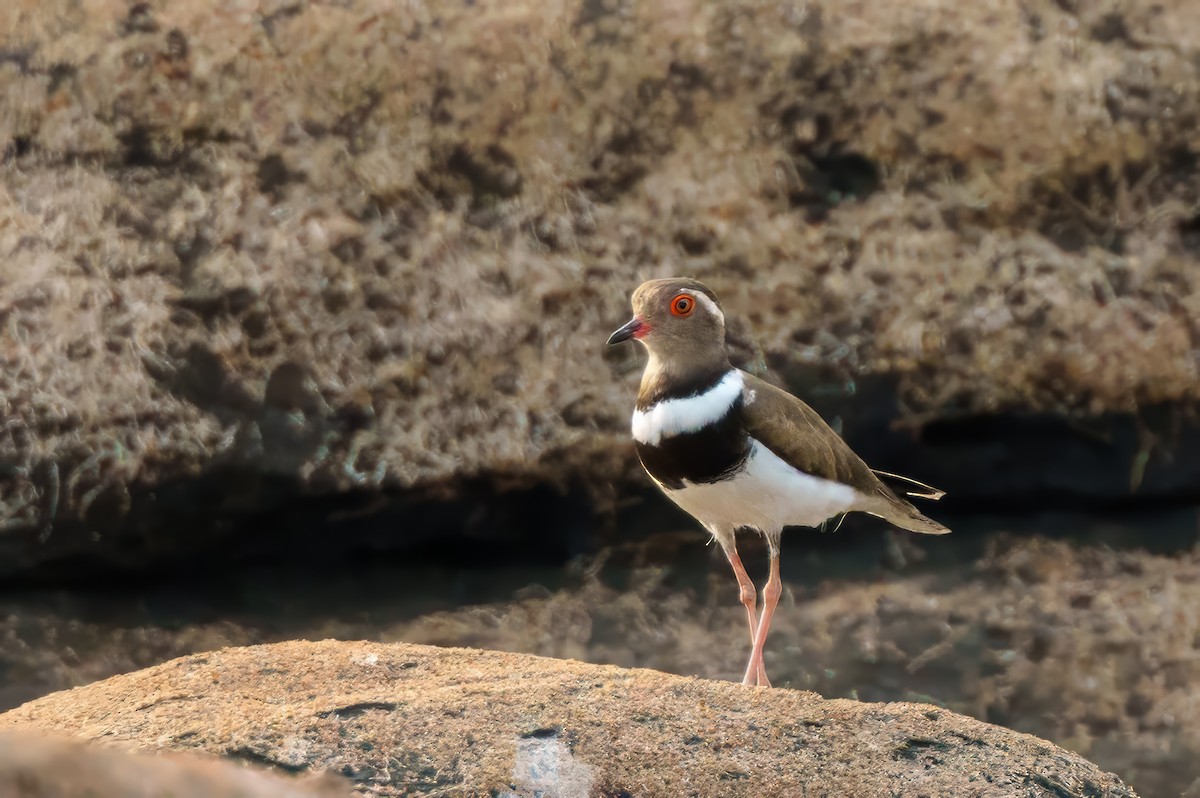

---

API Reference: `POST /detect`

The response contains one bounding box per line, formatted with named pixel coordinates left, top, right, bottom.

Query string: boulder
left=3, top=537, right=1195, bottom=793
left=1, top=0, right=1198, bottom=576
left=0, top=639, right=1138, bottom=797
left=0, top=730, right=350, bottom=798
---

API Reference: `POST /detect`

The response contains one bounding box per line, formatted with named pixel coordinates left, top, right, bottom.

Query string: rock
left=5, top=536, right=1190, bottom=792
left=0, top=639, right=1137, bottom=797
left=0, top=0, right=1198, bottom=577
left=0, top=730, right=351, bottom=798
left=380, top=536, right=1200, bottom=798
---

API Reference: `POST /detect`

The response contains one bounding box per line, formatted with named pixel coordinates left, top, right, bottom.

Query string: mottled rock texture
left=0, top=730, right=351, bottom=798
left=5, top=535, right=1194, bottom=795
left=0, top=639, right=1139, bottom=797
left=1, top=0, right=1198, bottom=573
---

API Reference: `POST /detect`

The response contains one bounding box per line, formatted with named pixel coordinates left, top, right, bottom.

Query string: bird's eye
left=671, top=294, right=695, bottom=317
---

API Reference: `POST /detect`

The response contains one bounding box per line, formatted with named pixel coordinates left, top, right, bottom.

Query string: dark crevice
left=256, top=153, right=305, bottom=197
left=1, top=398, right=1197, bottom=591
left=914, top=408, right=1200, bottom=510
left=417, top=143, right=523, bottom=214
left=0, top=473, right=597, bottom=590
left=1178, top=213, right=1200, bottom=254
left=7, top=136, right=33, bottom=161
left=445, top=144, right=523, bottom=201
left=787, top=152, right=881, bottom=221
left=2, top=365, right=1198, bottom=590
left=118, top=127, right=159, bottom=167
left=1089, top=13, right=1130, bottom=45
left=226, top=747, right=308, bottom=774
left=116, top=126, right=235, bottom=172
left=317, top=702, right=398, bottom=718
left=767, top=367, right=1200, bottom=512
left=892, top=737, right=952, bottom=761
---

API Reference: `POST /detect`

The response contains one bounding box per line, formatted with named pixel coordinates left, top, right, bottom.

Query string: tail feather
left=864, top=471, right=951, bottom=535
left=871, top=469, right=946, bottom=501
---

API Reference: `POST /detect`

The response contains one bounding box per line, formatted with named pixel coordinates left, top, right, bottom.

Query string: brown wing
left=737, top=371, right=950, bottom=535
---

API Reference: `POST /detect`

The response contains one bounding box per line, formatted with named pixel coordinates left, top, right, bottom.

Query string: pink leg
left=742, top=550, right=781, bottom=688
left=723, top=544, right=759, bottom=655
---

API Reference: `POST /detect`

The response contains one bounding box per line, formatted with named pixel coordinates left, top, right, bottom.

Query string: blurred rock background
left=0, top=0, right=1198, bottom=795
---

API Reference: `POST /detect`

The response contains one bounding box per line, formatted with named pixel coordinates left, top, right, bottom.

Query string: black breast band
left=635, top=398, right=750, bottom=490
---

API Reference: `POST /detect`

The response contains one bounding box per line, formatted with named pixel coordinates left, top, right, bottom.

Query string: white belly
left=659, top=439, right=857, bottom=536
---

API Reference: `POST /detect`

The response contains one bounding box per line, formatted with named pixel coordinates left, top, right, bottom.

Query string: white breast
left=632, top=370, right=744, bottom=446
left=659, top=439, right=857, bottom=536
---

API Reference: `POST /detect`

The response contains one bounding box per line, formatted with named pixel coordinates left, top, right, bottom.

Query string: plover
left=608, top=277, right=949, bottom=687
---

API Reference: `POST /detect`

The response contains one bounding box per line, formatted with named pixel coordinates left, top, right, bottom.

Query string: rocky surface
left=0, top=730, right=351, bottom=798
left=382, top=535, right=1200, bottom=798
left=3, top=533, right=1197, bottom=795
left=1, top=0, right=1199, bottom=575
left=0, top=638, right=1139, bottom=797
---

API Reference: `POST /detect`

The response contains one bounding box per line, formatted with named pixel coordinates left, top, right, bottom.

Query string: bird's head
left=607, top=277, right=730, bottom=375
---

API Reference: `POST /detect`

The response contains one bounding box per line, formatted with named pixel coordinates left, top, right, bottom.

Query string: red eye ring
left=671, top=294, right=695, bottom=317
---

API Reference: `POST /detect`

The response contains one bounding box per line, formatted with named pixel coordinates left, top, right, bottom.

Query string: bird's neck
left=637, top=351, right=734, bottom=411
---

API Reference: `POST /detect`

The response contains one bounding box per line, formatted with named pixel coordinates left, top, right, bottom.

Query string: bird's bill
left=606, top=317, right=645, bottom=345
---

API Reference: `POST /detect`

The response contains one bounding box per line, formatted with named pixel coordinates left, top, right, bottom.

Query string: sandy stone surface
left=3, top=535, right=1195, bottom=795
left=1, top=0, right=1198, bottom=574
left=0, top=730, right=351, bottom=798
left=0, top=639, right=1138, bottom=797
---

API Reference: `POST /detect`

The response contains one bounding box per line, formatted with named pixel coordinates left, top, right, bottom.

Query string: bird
left=607, top=277, right=949, bottom=687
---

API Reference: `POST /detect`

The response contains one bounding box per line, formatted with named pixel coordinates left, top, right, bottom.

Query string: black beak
left=607, top=317, right=644, bottom=346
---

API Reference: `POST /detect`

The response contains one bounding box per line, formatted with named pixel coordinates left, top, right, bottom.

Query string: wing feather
left=737, top=371, right=951, bottom=535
